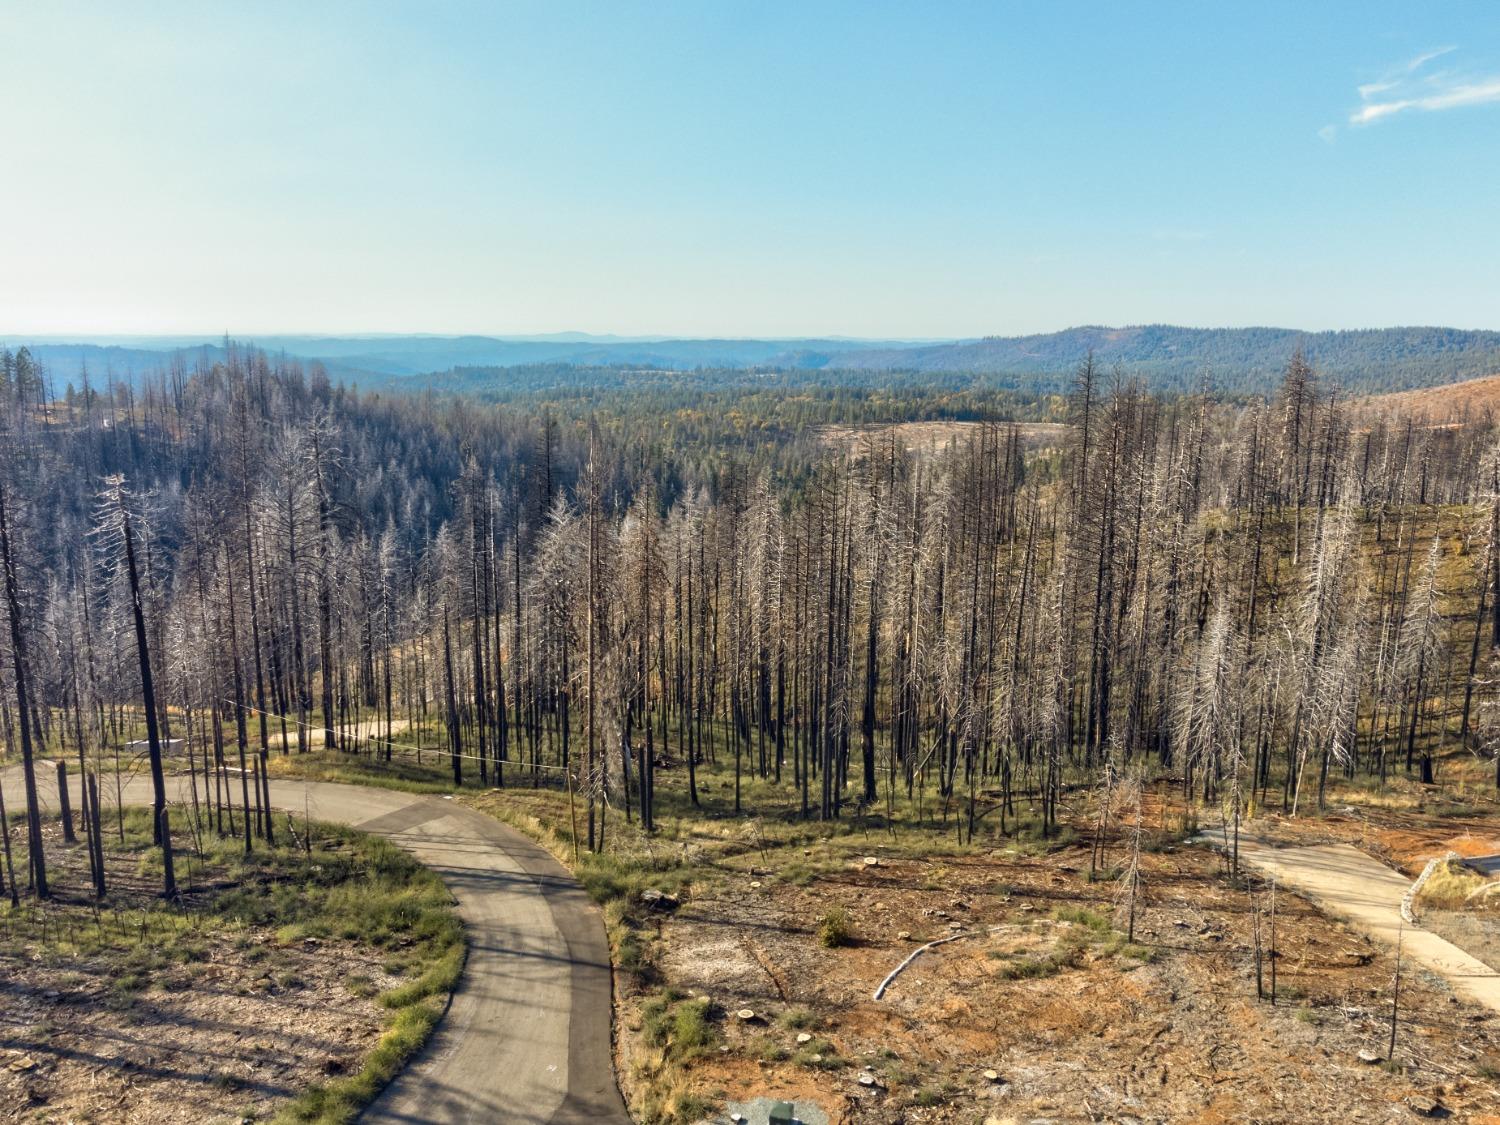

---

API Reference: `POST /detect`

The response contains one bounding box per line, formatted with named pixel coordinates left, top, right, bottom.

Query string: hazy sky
left=2, top=1, right=1498, bottom=337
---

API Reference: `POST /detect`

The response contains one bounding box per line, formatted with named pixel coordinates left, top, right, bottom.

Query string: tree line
left=0, top=343, right=1497, bottom=900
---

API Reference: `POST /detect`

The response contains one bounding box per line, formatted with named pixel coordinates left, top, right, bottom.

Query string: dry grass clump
left=1417, top=859, right=1497, bottom=910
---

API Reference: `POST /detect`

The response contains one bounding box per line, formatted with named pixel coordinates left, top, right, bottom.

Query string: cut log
left=872, top=932, right=971, bottom=1000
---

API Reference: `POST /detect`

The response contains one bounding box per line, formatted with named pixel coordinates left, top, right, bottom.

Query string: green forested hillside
left=832, top=325, right=1500, bottom=392
left=13, top=326, right=1500, bottom=399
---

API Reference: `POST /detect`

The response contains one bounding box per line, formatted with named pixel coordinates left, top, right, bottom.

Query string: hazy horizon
left=4, top=321, right=1498, bottom=347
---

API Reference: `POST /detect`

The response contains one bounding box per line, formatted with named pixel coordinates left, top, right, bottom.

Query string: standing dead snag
left=233, top=389, right=275, bottom=832
left=1113, top=774, right=1146, bottom=941
left=55, top=762, right=76, bottom=843
left=87, top=773, right=106, bottom=899
left=98, top=476, right=175, bottom=897
left=1269, top=877, right=1278, bottom=1005
left=159, top=809, right=176, bottom=895
left=0, top=776, right=20, bottom=906
left=0, top=474, right=46, bottom=897
left=1251, top=891, right=1264, bottom=1000
left=584, top=421, right=601, bottom=850
left=1090, top=760, right=1115, bottom=879
left=1388, top=917, right=1404, bottom=1061
left=225, top=547, right=255, bottom=853
left=442, top=604, right=463, bottom=787
left=1398, top=536, right=1445, bottom=786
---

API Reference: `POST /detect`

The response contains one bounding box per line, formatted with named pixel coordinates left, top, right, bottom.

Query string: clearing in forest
left=1359, top=372, right=1500, bottom=422
left=815, top=419, right=1068, bottom=457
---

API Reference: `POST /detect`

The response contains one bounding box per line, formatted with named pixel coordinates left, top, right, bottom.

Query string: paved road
left=1, top=764, right=631, bottom=1125
left=263, top=717, right=412, bottom=751
left=1209, top=833, right=1500, bottom=1017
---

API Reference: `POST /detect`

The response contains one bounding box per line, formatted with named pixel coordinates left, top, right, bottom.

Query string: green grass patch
left=1053, top=905, right=1112, bottom=933
left=277, top=1002, right=442, bottom=1123
left=776, top=1006, right=816, bottom=1030
left=793, top=1037, right=845, bottom=1069
left=641, top=992, right=720, bottom=1065
left=995, top=930, right=1090, bottom=980
left=268, top=836, right=463, bottom=1124
left=817, top=906, right=855, bottom=948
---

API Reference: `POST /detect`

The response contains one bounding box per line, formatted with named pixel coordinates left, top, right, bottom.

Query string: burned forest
left=5, top=344, right=1500, bottom=1120
left=0, top=345, right=1495, bottom=877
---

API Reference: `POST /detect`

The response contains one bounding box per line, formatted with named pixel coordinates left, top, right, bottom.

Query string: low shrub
left=817, top=906, right=854, bottom=948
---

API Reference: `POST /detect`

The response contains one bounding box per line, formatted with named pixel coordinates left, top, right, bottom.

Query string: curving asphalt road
left=1, top=763, right=631, bottom=1125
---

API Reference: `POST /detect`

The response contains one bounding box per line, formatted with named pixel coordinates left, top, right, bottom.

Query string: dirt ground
left=0, top=822, right=399, bottom=1124
left=620, top=837, right=1500, bottom=1123
left=0, top=933, right=393, bottom=1123
left=1426, top=910, right=1500, bottom=977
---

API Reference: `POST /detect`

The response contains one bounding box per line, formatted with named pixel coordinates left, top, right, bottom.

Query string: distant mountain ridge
left=830, top=325, right=1500, bottom=392
left=5, top=325, right=1499, bottom=395
left=0, top=334, right=926, bottom=386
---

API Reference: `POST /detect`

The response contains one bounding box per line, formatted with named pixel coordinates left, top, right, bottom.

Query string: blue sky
left=1, top=1, right=1497, bottom=337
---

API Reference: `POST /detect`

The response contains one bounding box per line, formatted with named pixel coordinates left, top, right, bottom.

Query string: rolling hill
left=8, top=326, right=1500, bottom=397
left=0, top=334, right=922, bottom=386
left=1358, top=372, right=1500, bottom=421
left=832, top=325, right=1500, bottom=393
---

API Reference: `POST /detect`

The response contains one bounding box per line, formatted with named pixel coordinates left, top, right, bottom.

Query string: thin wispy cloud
left=1357, top=46, right=1455, bottom=99
left=1351, top=47, right=1500, bottom=125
